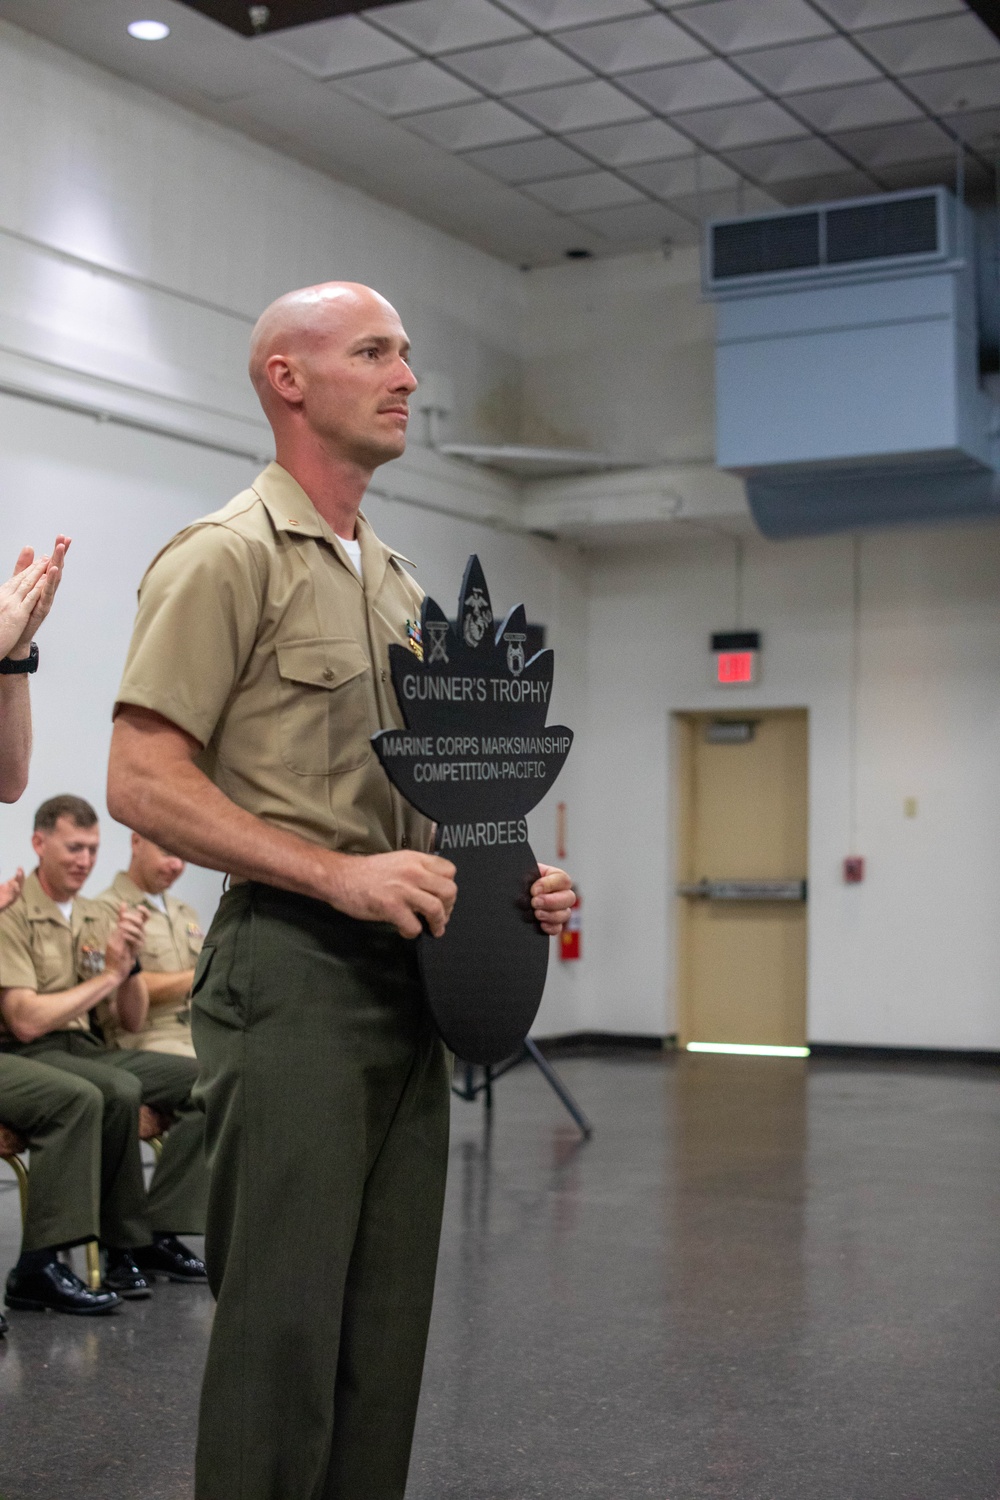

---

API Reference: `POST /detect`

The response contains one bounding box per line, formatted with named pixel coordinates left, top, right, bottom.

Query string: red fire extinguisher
left=560, top=890, right=581, bottom=962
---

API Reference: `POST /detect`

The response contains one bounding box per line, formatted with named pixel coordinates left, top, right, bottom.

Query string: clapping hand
left=0, top=536, right=71, bottom=660
left=0, top=867, right=24, bottom=913
left=104, top=903, right=148, bottom=982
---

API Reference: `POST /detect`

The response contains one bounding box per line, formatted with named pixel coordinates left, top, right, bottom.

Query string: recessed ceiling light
left=127, top=20, right=170, bottom=41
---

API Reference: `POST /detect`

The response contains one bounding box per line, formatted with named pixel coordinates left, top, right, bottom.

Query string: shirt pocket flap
left=276, top=637, right=368, bottom=691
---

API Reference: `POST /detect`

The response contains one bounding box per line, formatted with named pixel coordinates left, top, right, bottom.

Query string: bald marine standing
left=107, top=281, right=577, bottom=1500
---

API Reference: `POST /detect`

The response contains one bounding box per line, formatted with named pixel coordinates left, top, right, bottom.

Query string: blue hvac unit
left=704, top=188, right=1000, bottom=538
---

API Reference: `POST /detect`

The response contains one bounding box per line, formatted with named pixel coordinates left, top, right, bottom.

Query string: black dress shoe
left=134, top=1234, right=207, bottom=1282
left=102, top=1249, right=152, bottom=1300
left=5, top=1259, right=121, bottom=1316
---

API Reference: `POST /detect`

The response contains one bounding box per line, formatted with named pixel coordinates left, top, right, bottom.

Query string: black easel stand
left=452, top=1037, right=593, bottom=1140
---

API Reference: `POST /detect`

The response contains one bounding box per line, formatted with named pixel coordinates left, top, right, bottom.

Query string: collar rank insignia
left=405, top=618, right=423, bottom=661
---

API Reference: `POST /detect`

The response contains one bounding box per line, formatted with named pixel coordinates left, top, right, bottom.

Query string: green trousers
left=191, top=883, right=450, bottom=1500
left=6, top=1032, right=208, bottom=1246
left=0, top=1052, right=102, bottom=1252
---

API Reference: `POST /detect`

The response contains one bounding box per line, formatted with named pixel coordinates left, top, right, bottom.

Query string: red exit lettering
left=717, top=650, right=755, bottom=685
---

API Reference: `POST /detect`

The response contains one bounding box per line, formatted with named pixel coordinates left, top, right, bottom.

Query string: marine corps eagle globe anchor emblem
left=373, top=556, right=573, bottom=1065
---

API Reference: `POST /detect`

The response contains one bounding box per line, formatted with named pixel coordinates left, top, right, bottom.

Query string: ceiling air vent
left=712, top=213, right=820, bottom=280
left=707, top=188, right=950, bottom=293
left=826, top=194, right=939, bottom=265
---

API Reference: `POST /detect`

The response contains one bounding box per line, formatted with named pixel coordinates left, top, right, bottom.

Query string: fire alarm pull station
left=711, top=630, right=760, bottom=687
left=560, top=892, right=581, bottom=962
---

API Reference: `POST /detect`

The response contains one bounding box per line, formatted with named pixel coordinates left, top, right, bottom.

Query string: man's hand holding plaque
left=374, top=556, right=574, bottom=1064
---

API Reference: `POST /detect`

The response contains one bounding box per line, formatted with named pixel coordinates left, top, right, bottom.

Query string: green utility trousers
left=5, top=1031, right=208, bottom=1246
left=191, top=883, right=450, bottom=1500
left=0, top=1052, right=102, bottom=1252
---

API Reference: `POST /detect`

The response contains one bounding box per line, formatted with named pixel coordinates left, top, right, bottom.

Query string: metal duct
left=705, top=187, right=1000, bottom=539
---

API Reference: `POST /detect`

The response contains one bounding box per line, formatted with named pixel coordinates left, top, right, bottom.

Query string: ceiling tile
left=336, top=59, right=480, bottom=115
left=722, top=135, right=852, bottom=182
left=565, top=118, right=695, bottom=166
left=859, top=14, right=1000, bottom=75
left=558, top=14, right=707, bottom=72
left=674, top=98, right=809, bottom=149
left=904, top=59, right=1000, bottom=114
left=462, top=136, right=593, bottom=182
left=501, top=0, right=654, bottom=28
left=941, top=105, right=1000, bottom=151
left=513, top=78, right=649, bottom=130
left=738, top=36, right=880, bottom=94
left=830, top=117, right=957, bottom=166
left=403, top=98, right=541, bottom=148
left=814, top=0, right=965, bottom=29
left=446, top=37, right=590, bottom=93
left=364, top=0, right=529, bottom=52
left=788, top=79, right=925, bottom=132
left=669, top=185, right=781, bottom=222
left=625, top=57, right=762, bottom=112
left=625, top=153, right=737, bottom=197
left=574, top=200, right=698, bottom=245
left=768, top=168, right=881, bottom=205
left=523, top=171, right=648, bottom=210
left=673, top=0, right=833, bottom=52
left=262, top=16, right=415, bottom=79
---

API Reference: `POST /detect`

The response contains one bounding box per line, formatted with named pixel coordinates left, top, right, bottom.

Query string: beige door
left=675, top=709, right=808, bottom=1047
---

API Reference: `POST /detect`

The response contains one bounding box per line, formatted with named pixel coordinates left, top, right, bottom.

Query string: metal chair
left=1, top=1107, right=171, bottom=1291
left=0, top=1120, right=29, bottom=1227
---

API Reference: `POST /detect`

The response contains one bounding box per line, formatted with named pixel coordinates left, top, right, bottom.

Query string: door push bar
left=677, top=879, right=808, bottom=903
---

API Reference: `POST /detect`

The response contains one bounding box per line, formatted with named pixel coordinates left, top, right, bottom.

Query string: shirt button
left=380, top=669, right=387, bottom=682
left=322, top=668, right=335, bottom=681
left=401, top=835, right=409, bottom=848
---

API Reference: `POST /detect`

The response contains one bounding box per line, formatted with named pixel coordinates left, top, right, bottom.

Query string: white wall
left=0, top=18, right=526, bottom=458
left=520, top=247, right=716, bottom=465
left=574, top=523, right=1000, bottom=1049
left=0, top=393, right=257, bottom=920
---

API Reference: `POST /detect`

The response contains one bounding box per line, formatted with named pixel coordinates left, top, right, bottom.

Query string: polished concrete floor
left=1, top=1051, right=998, bottom=1499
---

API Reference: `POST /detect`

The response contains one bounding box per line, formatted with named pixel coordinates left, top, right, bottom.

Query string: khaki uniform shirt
left=95, top=871, right=203, bottom=1056
left=0, top=872, right=113, bottom=1043
left=116, top=463, right=433, bottom=859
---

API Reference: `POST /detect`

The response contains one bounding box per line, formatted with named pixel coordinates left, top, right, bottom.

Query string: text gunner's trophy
left=373, top=557, right=573, bottom=1065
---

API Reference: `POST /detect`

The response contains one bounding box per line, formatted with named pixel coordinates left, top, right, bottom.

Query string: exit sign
left=711, top=630, right=760, bottom=687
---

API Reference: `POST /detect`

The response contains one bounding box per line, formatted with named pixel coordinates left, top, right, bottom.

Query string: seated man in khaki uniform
left=0, top=864, right=121, bottom=1318
left=0, top=795, right=209, bottom=1305
left=97, top=834, right=203, bottom=1058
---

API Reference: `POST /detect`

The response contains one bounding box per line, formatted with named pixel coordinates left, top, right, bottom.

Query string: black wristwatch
left=128, top=958, right=143, bottom=978
left=0, top=643, right=38, bottom=675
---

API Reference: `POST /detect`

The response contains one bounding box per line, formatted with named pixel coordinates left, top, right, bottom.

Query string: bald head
left=249, top=282, right=397, bottom=404
left=247, top=280, right=417, bottom=478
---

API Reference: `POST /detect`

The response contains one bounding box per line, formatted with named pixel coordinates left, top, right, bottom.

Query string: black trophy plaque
left=373, top=557, right=573, bottom=1065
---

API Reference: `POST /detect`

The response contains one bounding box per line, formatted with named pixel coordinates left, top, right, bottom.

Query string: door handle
left=677, top=879, right=807, bottom=902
